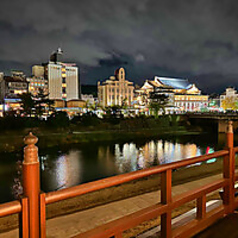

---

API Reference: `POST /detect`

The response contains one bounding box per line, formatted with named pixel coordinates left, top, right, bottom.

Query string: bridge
left=0, top=122, right=238, bottom=238
left=184, top=113, right=238, bottom=133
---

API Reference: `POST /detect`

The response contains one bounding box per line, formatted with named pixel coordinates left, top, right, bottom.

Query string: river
left=0, top=132, right=225, bottom=203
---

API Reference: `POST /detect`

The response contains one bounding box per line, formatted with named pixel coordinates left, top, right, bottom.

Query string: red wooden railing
left=0, top=121, right=238, bottom=238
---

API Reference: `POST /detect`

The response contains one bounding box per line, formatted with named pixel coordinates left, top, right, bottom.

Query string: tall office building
left=32, top=48, right=80, bottom=102
left=46, top=61, right=79, bottom=101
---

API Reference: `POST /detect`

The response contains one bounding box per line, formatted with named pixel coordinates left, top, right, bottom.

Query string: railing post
left=223, top=121, right=235, bottom=214
left=19, top=197, right=29, bottom=238
left=196, top=195, right=206, bottom=220
left=161, top=169, right=172, bottom=238
left=22, top=132, right=41, bottom=238
left=40, top=193, right=46, bottom=238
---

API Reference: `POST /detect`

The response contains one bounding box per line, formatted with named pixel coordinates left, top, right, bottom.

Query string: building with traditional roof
left=136, top=76, right=208, bottom=112
left=97, top=68, right=134, bottom=107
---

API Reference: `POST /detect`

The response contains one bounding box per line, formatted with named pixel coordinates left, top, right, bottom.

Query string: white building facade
left=46, top=61, right=79, bottom=101
left=136, top=76, right=208, bottom=112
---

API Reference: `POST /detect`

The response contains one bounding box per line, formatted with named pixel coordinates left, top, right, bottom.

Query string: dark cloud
left=0, top=0, right=238, bottom=92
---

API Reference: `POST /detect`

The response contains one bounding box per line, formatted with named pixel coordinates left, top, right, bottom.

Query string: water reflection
left=114, top=140, right=203, bottom=172
left=41, top=150, right=82, bottom=191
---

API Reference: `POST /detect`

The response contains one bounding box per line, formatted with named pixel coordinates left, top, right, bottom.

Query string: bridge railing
left=69, top=150, right=229, bottom=238
left=0, top=121, right=237, bottom=238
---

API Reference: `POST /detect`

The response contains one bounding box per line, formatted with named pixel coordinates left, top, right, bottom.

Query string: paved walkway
left=0, top=173, right=223, bottom=238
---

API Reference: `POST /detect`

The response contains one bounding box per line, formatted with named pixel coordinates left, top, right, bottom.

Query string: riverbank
left=0, top=125, right=201, bottom=153
left=0, top=158, right=235, bottom=235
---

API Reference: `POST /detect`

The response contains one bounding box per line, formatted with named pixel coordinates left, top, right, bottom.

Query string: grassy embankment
left=0, top=114, right=199, bottom=152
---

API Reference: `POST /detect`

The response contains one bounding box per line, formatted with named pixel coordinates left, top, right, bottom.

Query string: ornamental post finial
left=23, top=132, right=38, bottom=164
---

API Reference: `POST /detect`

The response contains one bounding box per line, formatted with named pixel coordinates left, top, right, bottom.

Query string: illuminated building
left=27, top=65, right=48, bottom=96
left=27, top=76, right=48, bottom=96
left=0, top=71, right=28, bottom=113
left=67, top=100, right=86, bottom=108
left=0, top=71, right=28, bottom=101
left=220, top=87, right=238, bottom=111
left=81, top=94, right=95, bottom=106
left=97, top=68, right=134, bottom=107
left=174, top=95, right=208, bottom=112
left=44, top=48, right=79, bottom=102
left=32, top=65, right=44, bottom=77
left=136, top=76, right=208, bottom=112
left=30, top=49, right=80, bottom=106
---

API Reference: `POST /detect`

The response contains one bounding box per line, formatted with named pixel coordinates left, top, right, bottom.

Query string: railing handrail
left=75, top=178, right=228, bottom=238
left=0, top=200, right=21, bottom=217
left=234, top=146, right=238, bottom=153
left=45, top=149, right=229, bottom=204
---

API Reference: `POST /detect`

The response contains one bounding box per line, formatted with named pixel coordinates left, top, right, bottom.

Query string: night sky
left=1, top=0, right=238, bottom=93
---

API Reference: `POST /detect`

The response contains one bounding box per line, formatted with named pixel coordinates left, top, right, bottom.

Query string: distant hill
left=81, top=84, right=97, bottom=97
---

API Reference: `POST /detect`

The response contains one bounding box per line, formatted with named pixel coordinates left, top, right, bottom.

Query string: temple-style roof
left=154, top=76, right=191, bottom=89
left=141, top=80, right=172, bottom=89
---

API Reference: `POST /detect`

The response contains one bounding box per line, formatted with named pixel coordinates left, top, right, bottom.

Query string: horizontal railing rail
left=0, top=200, right=21, bottom=217
left=45, top=150, right=228, bottom=205
left=75, top=178, right=228, bottom=238
left=234, top=146, right=238, bottom=153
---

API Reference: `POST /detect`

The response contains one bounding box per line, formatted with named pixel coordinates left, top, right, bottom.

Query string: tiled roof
left=155, top=76, right=191, bottom=89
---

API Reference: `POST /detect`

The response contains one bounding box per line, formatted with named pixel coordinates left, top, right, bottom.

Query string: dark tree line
left=18, top=90, right=54, bottom=117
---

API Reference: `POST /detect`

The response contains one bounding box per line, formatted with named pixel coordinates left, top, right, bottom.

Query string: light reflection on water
left=114, top=140, right=203, bottom=171
left=40, top=151, right=82, bottom=191
left=55, top=151, right=82, bottom=189
left=40, top=139, right=208, bottom=193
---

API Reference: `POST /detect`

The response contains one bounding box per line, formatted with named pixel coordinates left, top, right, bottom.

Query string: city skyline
left=1, top=0, right=238, bottom=93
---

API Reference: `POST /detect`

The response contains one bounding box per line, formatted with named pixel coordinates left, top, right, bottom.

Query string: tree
left=19, top=93, right=35, bottom=116
left=221, top=96, right=238, bottom=111
left=47, top=111, right=69, bottom=128
left=103, top=105, right=123, bottom=122
left=149, top=93, right=169, bottom=117
left=33, top=89, right=54, bottom=117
